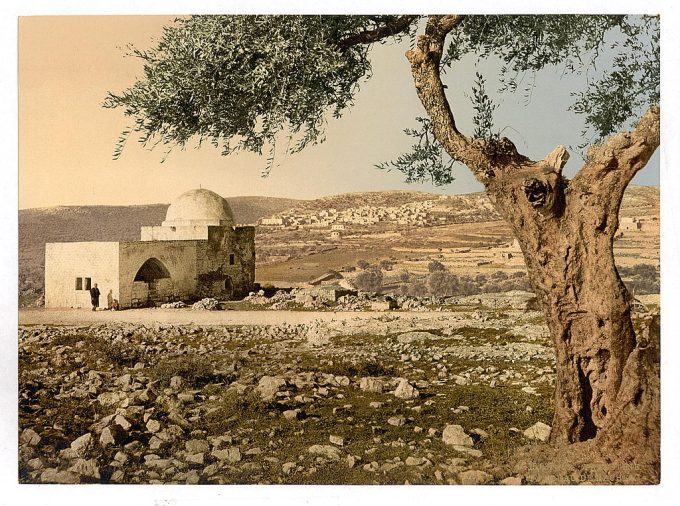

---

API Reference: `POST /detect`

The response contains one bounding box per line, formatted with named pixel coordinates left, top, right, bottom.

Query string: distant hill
left=18, top=196, right=303, bottom=294
left=18, top=186, right=658, bottom=298
left=287, top=190, right=436, bottom=214
left=228, top=196, right=303, bottom=224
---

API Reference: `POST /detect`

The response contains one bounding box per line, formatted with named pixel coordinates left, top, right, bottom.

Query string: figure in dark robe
left=90, top=283, right=100, bottom=311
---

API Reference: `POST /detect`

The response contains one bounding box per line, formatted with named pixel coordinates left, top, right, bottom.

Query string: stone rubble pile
left=191, top=298, right=220, bottom=311
left=161, top=301, right=187, bottom=309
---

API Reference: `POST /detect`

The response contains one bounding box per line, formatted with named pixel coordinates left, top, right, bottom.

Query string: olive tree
left=105, top=14, right=660, bottom=481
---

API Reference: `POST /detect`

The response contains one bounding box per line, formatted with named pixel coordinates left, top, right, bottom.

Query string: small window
left=229, top=254, right=235, bottom=265
left=84, top=278, right=92, bottom=290
left=75, top=277, right=83, bottom=290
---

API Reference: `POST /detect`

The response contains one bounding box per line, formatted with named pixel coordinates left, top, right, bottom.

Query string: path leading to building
left=18, top=308, right=463, bottom=327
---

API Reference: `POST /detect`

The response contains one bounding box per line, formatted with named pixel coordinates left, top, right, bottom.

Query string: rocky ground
left=17, top=298, right=656, bottom=485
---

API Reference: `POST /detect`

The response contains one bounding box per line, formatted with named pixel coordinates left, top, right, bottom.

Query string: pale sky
left=18, top=15, right=660, bottom=209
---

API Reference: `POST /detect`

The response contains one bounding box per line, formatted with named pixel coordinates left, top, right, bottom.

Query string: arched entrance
left=133, top=258, right=173, bottom=307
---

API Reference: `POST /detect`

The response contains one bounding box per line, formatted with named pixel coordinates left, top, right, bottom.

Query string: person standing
left=90, top=283, right=100, bottom=311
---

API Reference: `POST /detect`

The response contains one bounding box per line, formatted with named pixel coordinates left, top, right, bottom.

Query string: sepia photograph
left=6, top=0, right=680, bottom=503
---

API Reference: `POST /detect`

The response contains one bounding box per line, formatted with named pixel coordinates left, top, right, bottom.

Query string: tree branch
left=336, top=15, right=419, bottom=49
left=406, top=15, right=530, bottom=184
left=570, top=105, right=660, bottom=211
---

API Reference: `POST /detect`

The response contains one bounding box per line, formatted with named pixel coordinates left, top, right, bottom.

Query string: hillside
left=18, top=186, right=658, bottom=299
left=287, top=190, right=436, bottom=213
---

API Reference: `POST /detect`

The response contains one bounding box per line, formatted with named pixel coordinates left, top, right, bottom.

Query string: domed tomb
left=163, top=188, right=234, bottom=227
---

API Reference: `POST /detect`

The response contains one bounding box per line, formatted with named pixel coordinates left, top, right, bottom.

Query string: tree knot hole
left=523, top=177, right=552, bottom=209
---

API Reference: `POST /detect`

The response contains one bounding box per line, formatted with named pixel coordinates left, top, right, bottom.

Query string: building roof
left=163, top=189, right=234, bottom=227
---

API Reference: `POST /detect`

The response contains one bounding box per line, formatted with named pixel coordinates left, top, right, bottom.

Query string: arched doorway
left=133, top=258, right=172, bottom=306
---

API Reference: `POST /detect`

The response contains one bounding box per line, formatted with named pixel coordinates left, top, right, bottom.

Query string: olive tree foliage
left=104, top=15, right=414, bottom=172
left=105, top=14, right=658, bottom=183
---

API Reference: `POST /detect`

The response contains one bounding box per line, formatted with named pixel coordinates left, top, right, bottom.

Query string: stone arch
left=134, top=257, right=171, bottom=281
left=133, top=258, right=173, bottom=307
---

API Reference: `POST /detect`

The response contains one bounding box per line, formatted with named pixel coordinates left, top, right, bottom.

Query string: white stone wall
left=141, top=225, right=210, bottom=241
left=45, top=242, right=120, bottom=308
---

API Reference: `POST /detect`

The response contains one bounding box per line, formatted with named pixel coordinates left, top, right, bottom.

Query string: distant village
left=258, top=195, right=497, bottom=236
left=258, top=194, right=657, bottom=240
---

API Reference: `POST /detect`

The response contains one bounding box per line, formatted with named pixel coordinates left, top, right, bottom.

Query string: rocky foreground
left=20, top=298, right=645, bottom=485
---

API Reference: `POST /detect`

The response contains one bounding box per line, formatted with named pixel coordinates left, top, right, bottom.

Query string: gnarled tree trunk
left=486, top=140, right=660, bottom=479
left=407, top=15, right=661, bottom=482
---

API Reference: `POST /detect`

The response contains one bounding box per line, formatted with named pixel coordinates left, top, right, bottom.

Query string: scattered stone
left=307, top=445, right=342, bottom=461
left=20, top=428, right=41, bottom=446
left=144, top=458, right=173, bottom=470
left=27, top=457, right=44, bottom=470
left=186, top=453, right=205, bottom=465
left=114, top=415, right=132, bottom=431
left=329, top=435, right=344, bottom=446
left=523, top=422, right=551, bottom=442
left=113, top=451, right=128, bottom=464
left=458, top=469, right=493, bottom=485
left=442, top=425, right=473, bottom=447
left=178, top=392, right=195, bottom=403
left=170, top=376, right=184, bottom=389
left=257, top=375, right=287, bottom=401
left=405, top=456, right=427, bottom=466
left=40, top=468, right=80, bottom=484
left=192, top=298, right=220, bottom=310
left=451, top=446, right=483, bottom=458
left=393, top=378, right=419, bottom=399
left=185, top=439, right=210, bottom=454
left=185, top=470, right=201, bottom=484
left=282, top=462, right=296, bottom=475
left=500, top=476, right=524, bottom=485
left=283, top=409, right=302, bottom=420
left=69, top=433, right=93, bottom=458
left=388, top=415, right=406, bottom=427
left=359, top=377, right=384, bottom=393
left=148, top=435, right=167, bottom=451
left=100, top=424, right=127, bottom=448
left=212, top=447, right=241, bottom=463
left=68, top=458, right=100, bottom=479
left=363, top=461, right=380, bottom=472
left=89, top=414, right=116, bottom=434
left=146, top=419, right=161, bottom=433
left=470, top=428, right=489, bottom=440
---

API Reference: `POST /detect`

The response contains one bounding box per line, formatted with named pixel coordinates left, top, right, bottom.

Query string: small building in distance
left=45, top=189, right=255, bottom=309
left=619, top=216, right=642, bottom=231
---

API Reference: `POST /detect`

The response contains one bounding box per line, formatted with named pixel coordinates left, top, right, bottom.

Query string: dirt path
left=18, top=308, right=463, bottom=327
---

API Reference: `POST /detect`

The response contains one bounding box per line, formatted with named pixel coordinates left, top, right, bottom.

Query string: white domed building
left=45, top=189, right=255, bottom=309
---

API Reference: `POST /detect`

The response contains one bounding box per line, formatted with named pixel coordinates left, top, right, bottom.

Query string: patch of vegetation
left=98, top=340, right=146, bottom=368
left=618, top=263, right=659, bottom=294
left=353, top=268, right=384, bottom=293
left=326, top=359, right=396, bottom=378
left=197, top=389, right=270, bottom=435
left=149, top=354, right=219, bottom=388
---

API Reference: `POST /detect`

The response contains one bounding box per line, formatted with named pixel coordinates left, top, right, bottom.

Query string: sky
left=18, top=14, right=660, bottom=209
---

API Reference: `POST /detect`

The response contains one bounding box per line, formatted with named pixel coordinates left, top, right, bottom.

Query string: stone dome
left=163, top=189, right=234, bottom=227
